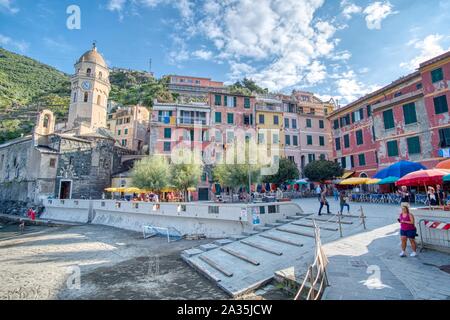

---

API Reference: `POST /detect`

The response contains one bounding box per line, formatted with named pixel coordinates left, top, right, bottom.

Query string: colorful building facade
left=329, top=50, right=450, bottom=177
left=107, top=105, right=150, bottom=153
left=293, top=91, right=334, bottom=176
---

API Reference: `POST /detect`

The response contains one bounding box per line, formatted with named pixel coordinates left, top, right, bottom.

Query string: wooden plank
left=276, top=227, right=315, bottom=238
left=240, top=240, right=283, bottom=256
left=259, top=234, right=304, bottom=247
left=198, top=255, right=233, bottom=277
left=220, top=247, right=260, bottom=266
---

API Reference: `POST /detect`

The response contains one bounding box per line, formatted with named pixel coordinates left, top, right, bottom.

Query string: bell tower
left=67, top=43, right=111, bottom=131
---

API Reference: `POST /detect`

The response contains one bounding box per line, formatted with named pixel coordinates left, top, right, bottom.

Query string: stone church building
left=0, top=45, right=133, bottom=214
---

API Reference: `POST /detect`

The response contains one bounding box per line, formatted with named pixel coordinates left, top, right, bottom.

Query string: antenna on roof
left=92, top=40, right=97, bottom=50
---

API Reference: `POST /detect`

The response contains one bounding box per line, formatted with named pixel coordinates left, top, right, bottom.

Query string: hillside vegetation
left=0, top=48, right=268, bottom=144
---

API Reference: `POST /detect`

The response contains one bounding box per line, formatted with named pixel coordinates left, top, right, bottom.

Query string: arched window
left=86, top=68, right=91, bottom=76
left=84, top=92, right=89, bottom=102
left=99, top=72, right=103, bottom=79
left=43, top=115, right=50, bottom=128
left=73, top=92, right=77, bottom=103
left=97, top=95, right=101, bottom=105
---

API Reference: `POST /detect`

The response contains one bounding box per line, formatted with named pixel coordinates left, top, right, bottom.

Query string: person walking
left=339, top=191, right=350, bottom=214
left=318, top=187, right=331, bottom=216
left=398, top=206, right=418, bottom=257
left=398, top=186, right=411, bottom=208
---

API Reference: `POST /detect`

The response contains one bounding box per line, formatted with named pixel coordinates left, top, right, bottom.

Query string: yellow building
left=107, top=105, right=150, bottom=153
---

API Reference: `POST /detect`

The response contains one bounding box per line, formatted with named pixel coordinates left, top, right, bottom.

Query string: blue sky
left=1, top=0, right=449, bottom=104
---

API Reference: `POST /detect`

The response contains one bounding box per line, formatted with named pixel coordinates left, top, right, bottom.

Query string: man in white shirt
left=316, top=185, right=322, bottom=201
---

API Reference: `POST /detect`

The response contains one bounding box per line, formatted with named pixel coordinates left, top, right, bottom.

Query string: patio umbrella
left=340, top=177, right=370, bottom=185
left=187, top=187, right=197, bottom=192
left=396, top=169, right=450, bottom=186
left=443, top=174, right=450, bottom=182
left=374, top=160, right=426, bottom=179
left=435, top=159, right=450, bottom=170
left=124, top=187, right=142, bottom=193
left=295, top=179, right=309, bottom=185
left=377, top=176, right=399, bottom=185
left=366, top=178, right=381, bottom=185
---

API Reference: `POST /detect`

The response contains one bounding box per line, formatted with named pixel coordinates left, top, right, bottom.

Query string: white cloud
left=400, top=34, right=450, bottom=70
left=330, top=50, right=352, bottom=61
left=0, top=34, right=29, bottom=52
left=107, top=0, right=126, bottom=12
left=192, top=49, right=213, bottom=60
left=227, top=61, right=256, bottom=83
left=363, top=1, right=396, bottom=30
left=330, top=69, right=380, bottom=104
left=341, top=0, right=362, bottom=19
left=0, top=0, right=19, bottom=14
left=192, top=0, right=339, bottom=90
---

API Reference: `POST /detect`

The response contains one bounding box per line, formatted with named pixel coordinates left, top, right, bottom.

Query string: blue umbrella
left=374, top=160, right=426, bottom=179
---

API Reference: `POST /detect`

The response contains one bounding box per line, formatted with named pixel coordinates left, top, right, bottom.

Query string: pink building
left=292, top=91, right=334, bottom=176
left=208, top=91, right=256, bottom=164
left=329, top=50, right=450, bottom=178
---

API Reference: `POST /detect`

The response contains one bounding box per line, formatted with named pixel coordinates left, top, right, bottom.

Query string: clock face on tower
left=81, top=81, right=92, bottom=91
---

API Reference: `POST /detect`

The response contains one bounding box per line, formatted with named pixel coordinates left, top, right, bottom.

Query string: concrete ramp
left=182, top=212, right=362, bottom=297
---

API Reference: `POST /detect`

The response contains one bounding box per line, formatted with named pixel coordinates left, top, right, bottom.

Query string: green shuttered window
left=403, top=102, right=417, bottom=124
left=387, top=140, right=399, bottom=157
left=434, top=95, right=448, bottom=114
left=407, top=136, right=421, bottom=154
left=356, top=130, right=363, bottom=145
left=383, top=109, right=395, bottom=130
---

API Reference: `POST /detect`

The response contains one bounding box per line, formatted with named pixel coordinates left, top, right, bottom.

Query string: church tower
left=67, top=43, right=110, bottom=131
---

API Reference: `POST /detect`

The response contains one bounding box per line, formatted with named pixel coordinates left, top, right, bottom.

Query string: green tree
left=262, top=157, right=300, bottom=184
left=131, top=155, right=170, bottom=192
left=303, top=160, right=343, bottom=182
left=212, top=141, right=262, bottom=202
left=0, top=119, right=23, bottom=143
left=228, top=78, right=269, bottom=95
left=169, top=148, right=203, bottom=202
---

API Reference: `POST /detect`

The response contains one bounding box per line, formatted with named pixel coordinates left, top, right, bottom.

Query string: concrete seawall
left=42, top=199, right=304, bottom=238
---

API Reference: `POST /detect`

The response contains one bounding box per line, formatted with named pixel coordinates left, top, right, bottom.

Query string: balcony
left=256, top=104, right=283, bottom=112
left=177, top=117, right=207, bottom=126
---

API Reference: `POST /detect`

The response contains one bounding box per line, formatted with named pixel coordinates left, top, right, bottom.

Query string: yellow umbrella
left=124, top=187, right=142, bottom=193
left=104, top=187, right=116, bottom=192
left=365, top=178, right=381, bottom=185
left=340, top=177, right=370, bottom=185
left=187, top=187, right=197, bottom=192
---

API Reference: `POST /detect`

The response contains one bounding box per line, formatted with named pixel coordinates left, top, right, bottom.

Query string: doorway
left=198, top=188, right=209, bottom=201
left=59, top=180, right=72, bottom=199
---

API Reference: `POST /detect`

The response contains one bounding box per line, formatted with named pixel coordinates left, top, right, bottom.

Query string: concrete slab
left=199, top=243, right=220, bottom=251
left=181, top=248, right=204, bottom=257
left=242, top=230, right=259, bottom=236
left=213, top=239, right=234, bottom=246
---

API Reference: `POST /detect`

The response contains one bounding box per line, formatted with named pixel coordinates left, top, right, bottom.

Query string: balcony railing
left=178, top=117, right=207, bottom=125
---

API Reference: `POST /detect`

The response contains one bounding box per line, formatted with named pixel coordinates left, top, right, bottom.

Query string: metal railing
left=294, top=221, right=329, bottom=300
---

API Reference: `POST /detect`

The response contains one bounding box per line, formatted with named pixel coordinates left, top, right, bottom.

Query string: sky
left=0, top=0, right=449, bottom=105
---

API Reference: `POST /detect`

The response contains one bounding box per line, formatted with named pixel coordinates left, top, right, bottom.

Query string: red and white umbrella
left=396, top=169, right=450, bottom=187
